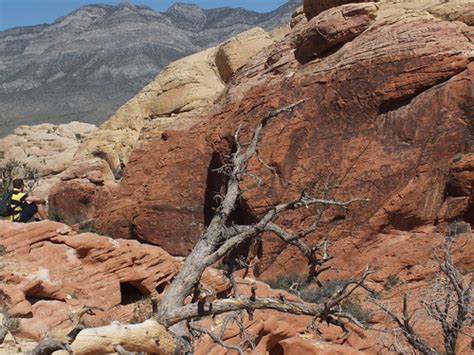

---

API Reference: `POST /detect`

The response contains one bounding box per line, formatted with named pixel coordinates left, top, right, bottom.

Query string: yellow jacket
left=8, top=188, right=27, bottom=221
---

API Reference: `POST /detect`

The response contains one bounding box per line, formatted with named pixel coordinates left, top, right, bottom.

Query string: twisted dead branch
left=32, top=100, right=371, bottom=354
left=374, top=237, right=473, bottom=355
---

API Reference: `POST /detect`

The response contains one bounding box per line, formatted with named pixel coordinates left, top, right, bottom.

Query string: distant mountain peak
left=167, top=2, right=203, bottom=11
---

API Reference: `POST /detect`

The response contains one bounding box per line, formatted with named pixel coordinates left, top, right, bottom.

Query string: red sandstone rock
left=1, top=220, right=471, bottom=352
left=303, top=0, right=374, bottom=20
left=4, top=1, right=474, bottom=353
left=447, top=153, right=474, bottom=198
left=48, top=158, right=116, bottom=225
left=95, top=1, right=474, bottom=263
left=295, top=2, right=378, bottom=63
left=0, top=220, right=229, bottom=340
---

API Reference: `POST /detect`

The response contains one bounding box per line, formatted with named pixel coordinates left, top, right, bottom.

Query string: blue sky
left=0, top=0, right=289, bottom=30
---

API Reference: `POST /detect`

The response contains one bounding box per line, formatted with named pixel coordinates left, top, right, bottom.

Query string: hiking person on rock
left=6, top=178, right=47, bottom=222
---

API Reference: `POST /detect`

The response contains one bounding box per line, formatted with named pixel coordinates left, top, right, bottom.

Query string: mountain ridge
left=0, top=1, right=302, bottom=137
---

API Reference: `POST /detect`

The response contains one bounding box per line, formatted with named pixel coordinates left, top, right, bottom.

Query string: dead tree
left=375, top=237, right=473, bottom=355
left=35, top=100, right=371, bottom=354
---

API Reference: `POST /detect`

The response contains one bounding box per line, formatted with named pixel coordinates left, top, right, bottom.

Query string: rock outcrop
left=295, top=2, right=378, bottom=63
left=0, top=220, right=231, bottom=340
left=216, top=27, right=274, bottom=83
left=303, top=0, right=373, bottom=20
left=85, top=0, right=474, bottom=262
left=0, top=122, right=96, bottom=197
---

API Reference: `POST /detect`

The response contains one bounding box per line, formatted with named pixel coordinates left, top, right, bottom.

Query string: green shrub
left=0, top=306, right=20, bottom=333
left=0, top=159, right=39, bottom=195
left=267, top=273, right=373, bottom=325
left=266, top=273, right=308, bottom=293
left=448, top=220, right=471, bottom=236
left=0, top=244, right=5, bottom=257
left=79, top=221, right=105, bottom=236
left=384, top=274, right=399, bottom=291
left=47, top=207, right=62, bottom=222
left=300, top=280, right=348, bottom=304
left=341, top=298, right=373, bottom=325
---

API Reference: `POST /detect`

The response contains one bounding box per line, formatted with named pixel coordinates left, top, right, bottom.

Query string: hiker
left=7, top=178, right=47, bottom=222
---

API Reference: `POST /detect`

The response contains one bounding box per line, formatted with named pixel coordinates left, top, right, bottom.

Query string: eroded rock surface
left=91, top=0, right=474, bottom=261
left=0, top=220, right=232, bottom=340
left=303, top=0, right=373, bottom=20
left=3, top=1, right=474, bottom=353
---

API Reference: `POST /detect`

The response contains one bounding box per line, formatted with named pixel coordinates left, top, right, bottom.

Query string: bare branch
left=372, top=295, right=439, bottom=355
left=191, top=323, right=246, bottom=355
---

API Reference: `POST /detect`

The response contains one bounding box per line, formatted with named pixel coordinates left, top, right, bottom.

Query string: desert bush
left=267, top=274, right=373, bottom=324
left=79, top=221, right=105, bottom=235
left=384, top=274, right=399, bottom=291
left=447, top=220, right=471, bottom=236
left=266, top=273, right=308, bottom=294
left=341, top=298, right=373, bottom=324
left=0, top=306, right=20, bottom=333
left=47, top=206, right=62, bottom=222
left=0, top=159, right=39, bottom=194
left=300, top=280, right=348, bottom=304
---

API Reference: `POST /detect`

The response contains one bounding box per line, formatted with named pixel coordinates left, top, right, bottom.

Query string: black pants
left=15, top=203, right=38, bottom=223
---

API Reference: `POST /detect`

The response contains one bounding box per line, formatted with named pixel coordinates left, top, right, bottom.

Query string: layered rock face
left=0, top=122, right=96, bottom=197
left=0, top=220, right=233, bottom=341
left=83, top=0, right=474, bottom=262
left=0, top=220, right=177, bottom=340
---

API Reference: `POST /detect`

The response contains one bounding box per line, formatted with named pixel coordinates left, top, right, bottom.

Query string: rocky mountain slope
left=0, top=0, right=301, bottom=138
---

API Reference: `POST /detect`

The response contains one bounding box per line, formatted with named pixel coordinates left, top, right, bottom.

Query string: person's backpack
left=0, top=190, right=13, bottom=217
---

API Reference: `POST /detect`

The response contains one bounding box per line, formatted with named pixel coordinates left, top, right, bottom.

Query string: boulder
left=0, top=220, right=229, bottom=339
left=295, top=2, right=378, bottom=63
left=48, top=158, right=116, bottom=225
left=215, top=27, right=274, bottom=83
left=425, top=0, right=474, bottom=26
left=303, top=0, right=373, bottom=20
left=290, top=6, right=307, bottom=30
left=0, top=122, right=96, bottom=198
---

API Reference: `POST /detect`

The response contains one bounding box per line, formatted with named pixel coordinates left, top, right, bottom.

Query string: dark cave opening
left=203, top=148, right=260, bottom=272
left=120, top=282, right=147, bottom=305
left=25, top=294, right=60, bottom=305
left=203, top=151, right=257, bottom=227
left=203, top=151, right=227, bottom=226
left=463, top=203, right=474, bottom=226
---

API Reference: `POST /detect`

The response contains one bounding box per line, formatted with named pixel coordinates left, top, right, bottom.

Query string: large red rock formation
left=91, top=1, right=473, bottom=263
left=1, top=223, right=471, bottom=353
